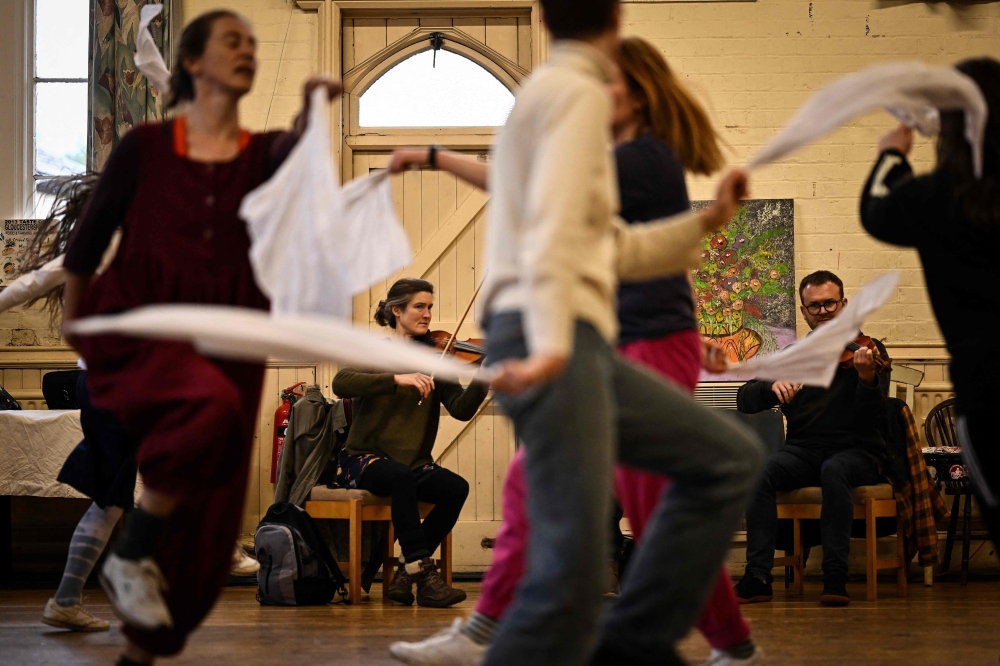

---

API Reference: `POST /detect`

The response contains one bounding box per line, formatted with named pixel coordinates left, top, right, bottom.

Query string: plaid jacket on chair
left=889, top=401, right=950, bottom=566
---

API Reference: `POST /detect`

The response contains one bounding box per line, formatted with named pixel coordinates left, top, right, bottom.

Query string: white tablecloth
left=0, top=410, right=85, bottom=498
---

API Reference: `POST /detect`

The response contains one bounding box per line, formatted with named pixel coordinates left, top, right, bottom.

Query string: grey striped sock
left=54, top=503, right=123, bottom=607
left=460, top=611, right=498, bottom=647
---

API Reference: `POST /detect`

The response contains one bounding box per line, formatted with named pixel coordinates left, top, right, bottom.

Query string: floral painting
left=691, top=199, right=795, bottom=382
left=91, top=0, right=172, bottom=170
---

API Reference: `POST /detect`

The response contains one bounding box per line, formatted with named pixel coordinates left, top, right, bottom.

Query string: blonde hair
left=616, top=37, right=725, bottom=176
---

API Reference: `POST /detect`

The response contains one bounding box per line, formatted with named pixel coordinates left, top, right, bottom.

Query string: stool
left=772, top=484, right=906, bottom=601
left=304, top=487, right=453, bottom=604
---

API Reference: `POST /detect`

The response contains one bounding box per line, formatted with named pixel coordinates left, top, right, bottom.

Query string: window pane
left=35, top=81, right=88, bottom=176
left=36, top=0, right=89, bottom=79
left=360, top=50, right=515, bottom=128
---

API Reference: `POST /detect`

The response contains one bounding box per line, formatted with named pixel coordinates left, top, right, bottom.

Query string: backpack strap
left=301, top=512, right=349, bottom=603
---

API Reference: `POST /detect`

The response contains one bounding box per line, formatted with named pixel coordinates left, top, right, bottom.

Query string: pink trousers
left=476, top=330, right=751, bottom=651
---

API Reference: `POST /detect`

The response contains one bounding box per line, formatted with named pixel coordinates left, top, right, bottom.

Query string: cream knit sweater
left=481, top=41, right=705, bottom=357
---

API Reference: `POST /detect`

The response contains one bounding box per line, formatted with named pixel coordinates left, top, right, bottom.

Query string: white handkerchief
left=341, top=170, right=412, bottom=296
left=70, top=304, right=488, bottom=384
left=750, top=62, right=987, bottom=178
left=241, top=88, right=352, bottom=318
left=134, top=4, right=172, bottom=98
left=0, top=256, right=66, bottom=314
left=724, top=272, right=899, bottom=387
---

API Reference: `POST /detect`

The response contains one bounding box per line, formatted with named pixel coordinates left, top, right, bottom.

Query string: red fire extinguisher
left=271, top=382, right=306, bottom=484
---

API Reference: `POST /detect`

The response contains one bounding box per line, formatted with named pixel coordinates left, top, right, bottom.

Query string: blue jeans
left=744, top=445, right=880, bottom=585
left=482, top=314, right=765, bottom=666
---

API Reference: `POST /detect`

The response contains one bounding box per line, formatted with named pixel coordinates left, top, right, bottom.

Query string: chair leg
left=382, top=520, right=395, bottom=601
left=942, top=491, right=961, bottom=575
left=961, top=490, right=973, bottom=587
left=896, top=525, right=908, bottom=598
left=784, top=554, right=792, bottom=589
left=441, top=531, right=453, bottom=587
left=349, top=499, right=362, bottom=605
left=866, top=499, right=878, bottom=602
left=793, top=519, right=804, bottom=596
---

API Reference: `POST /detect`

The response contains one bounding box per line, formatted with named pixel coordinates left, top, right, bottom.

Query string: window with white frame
left=359, top=50, right=515, bottom=128
left=33, top=0, right=90, bottom=191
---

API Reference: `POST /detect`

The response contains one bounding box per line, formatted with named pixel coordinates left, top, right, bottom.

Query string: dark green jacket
left=334, top=368, right=489, bottom=469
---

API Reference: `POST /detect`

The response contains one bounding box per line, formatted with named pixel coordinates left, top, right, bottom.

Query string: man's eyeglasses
left=804, top=299, right=843, bottom=316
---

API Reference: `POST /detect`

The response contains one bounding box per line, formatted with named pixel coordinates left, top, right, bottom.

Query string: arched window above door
left=359, top=49, right=515, bottom=128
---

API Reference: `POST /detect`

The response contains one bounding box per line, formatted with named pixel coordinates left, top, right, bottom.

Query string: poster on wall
left=691, top=199, right=795, bottom=382
left=0, top=220, right=43, bottom=288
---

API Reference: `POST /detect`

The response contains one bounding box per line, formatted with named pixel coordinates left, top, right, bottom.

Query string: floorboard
left=1, top=580, right=998, bottom=664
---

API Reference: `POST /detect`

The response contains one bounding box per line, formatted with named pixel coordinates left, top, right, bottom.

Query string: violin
left=840, top=335, right=892, bottom=374
left=426, top=330, right=487, bottom=365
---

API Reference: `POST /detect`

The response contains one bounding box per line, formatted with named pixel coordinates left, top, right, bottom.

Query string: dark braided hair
left=936, top=57, right=1000, bottom=227
left=18, top=174, right=99, bottom=324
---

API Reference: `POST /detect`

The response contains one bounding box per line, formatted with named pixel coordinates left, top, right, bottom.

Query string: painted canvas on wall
left=691, top=199, right=795, bottom=382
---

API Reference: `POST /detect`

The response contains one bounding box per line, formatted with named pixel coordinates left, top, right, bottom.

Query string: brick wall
left=621, top=0, right=1000, bottom=343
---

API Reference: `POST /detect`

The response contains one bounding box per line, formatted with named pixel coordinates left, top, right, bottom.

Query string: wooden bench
left=304, top=487, right=453, bottom=605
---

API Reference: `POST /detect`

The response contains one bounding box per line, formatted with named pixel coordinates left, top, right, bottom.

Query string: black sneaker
left=734, top=572, right=773, bottom=605
left=819, top=580, right=850, bottom=606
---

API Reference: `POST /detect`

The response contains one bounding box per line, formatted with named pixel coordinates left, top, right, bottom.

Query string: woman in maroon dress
left=62, top=11, right=341, bottom=665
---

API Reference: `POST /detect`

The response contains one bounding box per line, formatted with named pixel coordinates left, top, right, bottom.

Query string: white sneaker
left=230, top=543, right=260, bottom=577
left=41, top=598, right=111, bottom=632
left=700, top=647, right=765, bottom=666
left=389, top=618, right=487, bottom=666
left=99, top=554, right=173, bottom=631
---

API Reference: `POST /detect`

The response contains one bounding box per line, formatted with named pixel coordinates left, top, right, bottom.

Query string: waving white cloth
left=70, top=305, right=488, bottom=383
left=240, top=89, right=412, bottom=318
left=750, top=62, right=987, bottom=178
left=134, top=4, right=172, bottom=98
left=340, top=170, right=412, bottom=296
left=240, top=88, right=352, bottom=317
left=723, top=272, right=899, bottom=388
left=0, top=256, right=67, bottom=314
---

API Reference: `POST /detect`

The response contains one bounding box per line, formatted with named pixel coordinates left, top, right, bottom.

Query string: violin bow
left=419, top=274, right=487, bottom=406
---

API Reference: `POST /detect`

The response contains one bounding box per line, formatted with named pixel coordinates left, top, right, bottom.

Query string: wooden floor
left=1, top=579, right=999, bottom=665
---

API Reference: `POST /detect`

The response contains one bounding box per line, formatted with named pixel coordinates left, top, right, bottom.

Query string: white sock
left=54, top=503, right=123, bottom=607
left=405, top=559, right=423, bottom=575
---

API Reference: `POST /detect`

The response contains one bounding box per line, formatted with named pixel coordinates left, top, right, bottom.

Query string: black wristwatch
left=428, top=144, right=441, bottom=169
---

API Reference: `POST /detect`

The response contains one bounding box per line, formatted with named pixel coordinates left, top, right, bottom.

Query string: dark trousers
left=358, top=459, right=469, bottom=563
left=483, top=314, right=765, bottom=666
left=745, top=445, right=880, bottom=585
left=957, top=410, right=1000, bottom=551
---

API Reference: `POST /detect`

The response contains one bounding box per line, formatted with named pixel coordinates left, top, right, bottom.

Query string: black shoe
left=819, top=580, right=850, bottom=606
left=734, top=572, right=773, bottom=605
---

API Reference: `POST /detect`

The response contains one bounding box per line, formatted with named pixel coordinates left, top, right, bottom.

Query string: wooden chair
left=888, top=364, right=924, bottom=412
left=773, top=484, right=907, bottom=601
left=304, top=487, right=453, bottom=605
left=924, top=398, right=974, bottom=586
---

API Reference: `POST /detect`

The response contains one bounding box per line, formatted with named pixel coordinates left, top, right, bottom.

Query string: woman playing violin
left=333, top=277, right=490, bottom=608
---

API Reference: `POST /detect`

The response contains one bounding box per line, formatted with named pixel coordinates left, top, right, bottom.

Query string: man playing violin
left=334, top=278, right=490, bottom=608
left=735, top=270, right=889, bottom=607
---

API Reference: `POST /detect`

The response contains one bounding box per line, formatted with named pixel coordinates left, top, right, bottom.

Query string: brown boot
left=386, top=564, right=415, bottom=605
left=413, top=558, right=466, bottom=608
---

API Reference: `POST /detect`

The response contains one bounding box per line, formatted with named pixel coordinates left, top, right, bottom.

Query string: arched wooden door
left=337, top=10, right=537, bottom=572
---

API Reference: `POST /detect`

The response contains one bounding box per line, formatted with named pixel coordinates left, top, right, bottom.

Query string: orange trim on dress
left=172, top=115, right=252, bottom=158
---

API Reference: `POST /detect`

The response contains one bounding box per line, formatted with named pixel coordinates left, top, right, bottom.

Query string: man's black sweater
left=736, top=337, right=890, bottom=456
